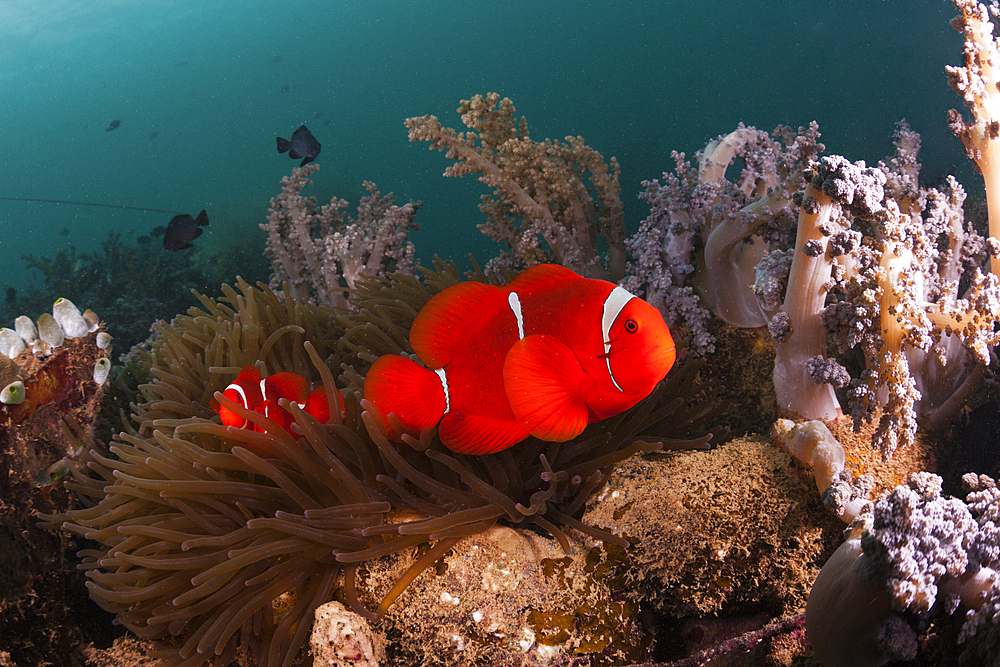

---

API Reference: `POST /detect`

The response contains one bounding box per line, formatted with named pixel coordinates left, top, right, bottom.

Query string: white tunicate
left=0, top=328, right=25, bottom=359
left=52, top=298, right=89, bottom=338
left=14, top=316, right=37, bottom=344
left=1, top=380, right=25, bottom=404
left=93, top=358, right=112, bottom=386
left=96, top=332, right=113, bottom=351
left=82, top=309, right=100, bottom=333
left=37, top=313, right=64, bottom=348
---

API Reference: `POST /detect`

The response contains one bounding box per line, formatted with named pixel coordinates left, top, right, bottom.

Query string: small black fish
left=276, top=125, right=321, bottom=167
left=313, top=111, right=324, bottom=120
left=149, top=131, right=159, bottom=141
left=163, top=210, right=209, bottom=250
left=151, top=225, right=166, bottom=237
left=279, top=84, right=291, bottom=93
left=137, top=235, right=151, bottom=245
left=5, top=286, right=16, bottom=304
left=59, top=227, right=70, bottom=236
left=106, top=119, right=121, bottom=132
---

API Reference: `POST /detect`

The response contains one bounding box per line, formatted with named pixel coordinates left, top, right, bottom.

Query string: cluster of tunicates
left=0, top=298, right=111, bottom=405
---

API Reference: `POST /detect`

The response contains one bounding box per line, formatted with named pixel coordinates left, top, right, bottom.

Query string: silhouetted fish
left=106, top=120, right=121, bottom=132
left=276, top=125, right=321, bottom=166
left=59, top=228, right=69, bottom=236
left=150, top=131, right=159, bottom=141
left=279, top=84, right=291, bottom=93
left=5, top=286, right=15, bottom=304
left=163, top=210, right=209, bottom=250
left=313, top=111, right=324, bottom=119
left=151, top=225, right=166, bottom=237
left=137, top=235, right=151, bottom=245
left=271, top=54, right=283, bottom=64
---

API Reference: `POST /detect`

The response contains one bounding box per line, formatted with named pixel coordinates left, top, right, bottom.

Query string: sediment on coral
left=39, top=265, right=725, bottom=667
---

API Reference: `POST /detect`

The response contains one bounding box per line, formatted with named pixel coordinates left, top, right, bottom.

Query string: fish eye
left=624, top=318, right=639, bottom=333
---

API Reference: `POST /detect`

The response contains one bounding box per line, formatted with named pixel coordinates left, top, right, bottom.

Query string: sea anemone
left=40, top=264, right=724, bottom=667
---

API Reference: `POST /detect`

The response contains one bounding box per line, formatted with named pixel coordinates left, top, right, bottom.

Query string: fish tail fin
left=276, top=137, right=290, bottom=153
left=363, top=355, right=446, bottom=439
left=195, top=210, right=209, bottom=227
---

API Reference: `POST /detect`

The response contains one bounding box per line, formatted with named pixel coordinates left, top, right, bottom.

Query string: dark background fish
left=276, top=125, right=320, bottom=166
left=105, top=119, right=121, bottom=132
left=162, top=209, right=209, bottom=250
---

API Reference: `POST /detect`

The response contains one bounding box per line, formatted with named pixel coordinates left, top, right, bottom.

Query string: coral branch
left=948, top=0, right=1000, bottom=276
left=406, top=93, right=625, bottom=280
left=262, top=165, right=421, bottom=308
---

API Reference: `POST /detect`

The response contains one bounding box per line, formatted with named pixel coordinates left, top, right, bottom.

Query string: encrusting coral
left=39, top=263, right=724, bottom=667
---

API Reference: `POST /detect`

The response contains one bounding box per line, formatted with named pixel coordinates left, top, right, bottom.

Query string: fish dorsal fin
left=235, top=365, right=263, bottom=385
left=409, top=280, right=506, bottom=369
left=505, top=263, right=581, bottom=293
left=264, top=372, right=309, bottom=403
left=502, top=334, right=589, bottom=442
left=438, top=410, right=529, bottom=455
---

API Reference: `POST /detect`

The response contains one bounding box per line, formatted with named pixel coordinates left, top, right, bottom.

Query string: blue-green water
left=0, top=0, right=967, bottom=301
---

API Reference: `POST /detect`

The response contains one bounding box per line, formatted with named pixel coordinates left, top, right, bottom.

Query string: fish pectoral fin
left=303, top=385, right=332, bottom=424
left=503, top=334, right=589, bottom=442
left=363, top=355, right=446, bottom=439
left=438, top=410, right=529, bottom=455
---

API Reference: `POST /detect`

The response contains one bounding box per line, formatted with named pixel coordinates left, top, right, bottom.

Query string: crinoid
left=40, top=264, right=725, bottom=667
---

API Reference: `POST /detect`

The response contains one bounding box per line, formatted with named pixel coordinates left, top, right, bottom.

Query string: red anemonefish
left=363, top=263, right=676, bottom=455
left=213, top=366, right=338, bottom=433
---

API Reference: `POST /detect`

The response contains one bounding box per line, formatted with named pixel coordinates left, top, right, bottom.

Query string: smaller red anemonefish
left=213, top=366, right=339, bottom=433
left=363, top=263, right=676, bottom=456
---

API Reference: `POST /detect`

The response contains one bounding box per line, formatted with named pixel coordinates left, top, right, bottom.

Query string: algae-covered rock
left=583, top=436, right=844, bottom=618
